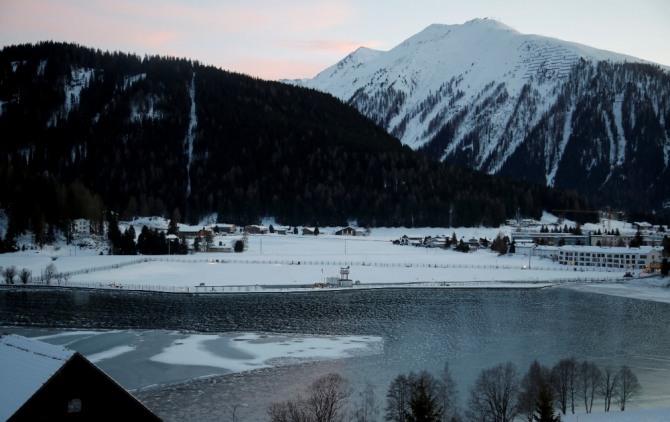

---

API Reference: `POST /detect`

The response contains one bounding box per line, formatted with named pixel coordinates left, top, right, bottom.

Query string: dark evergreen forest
left=0, top=42, right=594, bottom=243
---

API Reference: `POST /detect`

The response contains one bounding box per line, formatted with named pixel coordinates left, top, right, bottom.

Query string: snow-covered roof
left=0, top=334, right=76, bottom=421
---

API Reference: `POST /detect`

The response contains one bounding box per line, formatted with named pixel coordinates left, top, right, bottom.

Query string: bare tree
left=268, top=373, right=351, bottom=422
left=18, top=268, right=31, bottom=284
left=466, top=362, right=519, bottom=422
left=55, top=270, right=69, bottom=285
left=267, top=399, right=308, bottom=422
left=576, top=360, right=601, bottom=413
left=438, top=362, right=460, bottom=422
left=308, top=373, right=352, bottom=422
left=386, top=374, right=411, bottom=422
left=229, top=403, right=240, bottom=422
left=566, top=357, right=578, bottom=414
left=518, top=360, right=550, bottom=422
left=3, top=265, right=17, bottom=284
left=551, top=357, right=577, bottom=415
left=351, top=381, right=379, bottom=422
left=616, top=366, right=641, bottom=411
left=600, top=366, right=619, bottom=412
left=43, top=262, right=57, bottom=285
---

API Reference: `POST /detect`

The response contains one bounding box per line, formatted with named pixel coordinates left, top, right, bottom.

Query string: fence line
left=22, top=254, right=626, bottom=292
left=4, top=276, right=623, bottom=295
left=54, top=255, right=620, bottom=277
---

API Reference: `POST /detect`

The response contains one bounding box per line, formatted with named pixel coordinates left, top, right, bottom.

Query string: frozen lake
left=2, top=286, right=670, bottom=421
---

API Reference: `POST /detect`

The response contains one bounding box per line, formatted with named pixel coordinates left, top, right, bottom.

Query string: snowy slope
left=288, top=19, right=670, bottom=211
left=295, top=19, right=642, bottom=149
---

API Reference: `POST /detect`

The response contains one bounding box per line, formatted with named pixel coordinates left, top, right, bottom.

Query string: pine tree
left=406, top=375, right=442, bottom=422
left=534, top=382, right=561, bottom=422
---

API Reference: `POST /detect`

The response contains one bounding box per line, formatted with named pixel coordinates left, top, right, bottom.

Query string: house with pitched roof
left=0, top=334, right=160, bottom=421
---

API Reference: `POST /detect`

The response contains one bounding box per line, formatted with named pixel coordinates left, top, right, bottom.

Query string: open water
left=2, top=286, right=670, bottom=421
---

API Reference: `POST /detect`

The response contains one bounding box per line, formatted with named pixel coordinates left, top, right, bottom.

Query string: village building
left=212, top=224, right=237, bottom=234
left=514, top=231, right=590, bottom=246
left=556, top=245, right=662, bottom=270
left=274, top=226, right=289, bottom=235
left=207, top=236, right=236, bottom=252
left=424, top=236, right=447, bottom=248
left=589, top=233, right=636, bottom=247
left=180, top=225, right=212, bottom=238
left=0, top=334, right=160, bottom=421
left=335, top=226, right=358, bottom=236
left=515, top=244, right=662, bottom=271
left=245, top=224, right=269, bottom=235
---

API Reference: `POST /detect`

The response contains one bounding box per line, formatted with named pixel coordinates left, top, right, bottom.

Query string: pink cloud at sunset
left=1, top=0, right=668, bottom=80
left=231, top=57, right=331, bottom=81
left=277, top=39, right=382, bottom=54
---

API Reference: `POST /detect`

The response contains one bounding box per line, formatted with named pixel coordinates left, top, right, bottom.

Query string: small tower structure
left=339, top=266, right=352, bottom=287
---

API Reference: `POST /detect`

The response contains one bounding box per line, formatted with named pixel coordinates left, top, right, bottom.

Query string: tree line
left=266, top=357, right=641, bottom=422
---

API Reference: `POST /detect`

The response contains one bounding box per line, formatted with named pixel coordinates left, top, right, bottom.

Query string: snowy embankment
left=2, top=225, right=667, bottom=302
left=562, top=407, right=670, bottom=422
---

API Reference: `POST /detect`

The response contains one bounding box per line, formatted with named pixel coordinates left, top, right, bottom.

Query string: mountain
left=289, top=19, right=670, bottom=215
left=0, top=42, right=598, bottom=245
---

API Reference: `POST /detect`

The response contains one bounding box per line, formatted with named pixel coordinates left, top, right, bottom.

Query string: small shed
left=0, top=334, right=160, bottom=421
left=335, top=226, right=357, bottom=236
left=274, top=226, right=289, bottom=235
left=208, top=236, right=236, bottom=252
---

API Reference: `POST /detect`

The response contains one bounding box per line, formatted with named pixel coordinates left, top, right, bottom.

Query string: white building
left=517, top=245, right=662, bottom=270
left=555, top=245, right=661, bottom=270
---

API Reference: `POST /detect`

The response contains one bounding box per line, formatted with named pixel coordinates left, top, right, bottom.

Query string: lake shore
left=2, top=229, right=667, bottom=301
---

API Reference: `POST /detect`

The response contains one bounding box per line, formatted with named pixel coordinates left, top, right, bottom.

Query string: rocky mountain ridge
left=289, top=19, right=670, bottom=213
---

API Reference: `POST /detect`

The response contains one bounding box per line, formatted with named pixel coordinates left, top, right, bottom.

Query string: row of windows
left=558, top=261, right=646, bottom=269
left=557, top=250, right=654, bottom=269
left=559, top=252, right=647, bottom=259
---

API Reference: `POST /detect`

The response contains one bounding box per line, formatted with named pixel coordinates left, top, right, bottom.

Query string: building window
left=68, top=398, right=82, bottom=413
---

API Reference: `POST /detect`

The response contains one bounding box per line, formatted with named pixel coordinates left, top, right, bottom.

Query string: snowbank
left=2, top=223, right=667, bottom=302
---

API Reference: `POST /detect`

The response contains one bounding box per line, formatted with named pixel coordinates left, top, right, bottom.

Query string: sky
left=1, top=0, right=668, bottom=80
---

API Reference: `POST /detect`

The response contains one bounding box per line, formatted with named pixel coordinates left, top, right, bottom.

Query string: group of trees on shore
left=266, top=358, right=641, bottom=422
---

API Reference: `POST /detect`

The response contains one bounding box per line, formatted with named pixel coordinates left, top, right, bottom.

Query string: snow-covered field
left=1, top=218, right=668, bottom=300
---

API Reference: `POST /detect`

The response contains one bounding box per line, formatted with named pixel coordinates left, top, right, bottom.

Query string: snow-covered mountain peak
left=462, top=18, right=518, bottom=31
left=348, top=46, right=383, bottom=64
left=294, top=19, right=656, bottom=143
left=285, top=19, right=670, bottom=212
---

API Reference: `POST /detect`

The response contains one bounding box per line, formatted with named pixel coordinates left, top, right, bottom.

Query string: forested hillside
left=0, top=42, right=593, bottom=244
